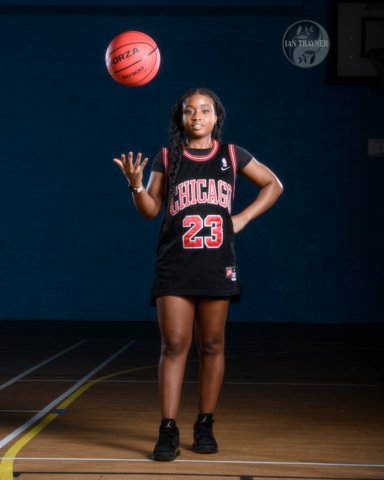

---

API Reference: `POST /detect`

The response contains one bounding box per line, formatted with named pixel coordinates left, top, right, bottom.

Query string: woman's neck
left=186, top=137, right=213, bottom=149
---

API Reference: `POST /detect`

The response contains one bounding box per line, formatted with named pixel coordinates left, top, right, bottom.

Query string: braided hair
left=164, top=88, right=226, bottom=226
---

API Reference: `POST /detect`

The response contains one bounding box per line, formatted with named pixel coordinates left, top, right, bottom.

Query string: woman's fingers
left=133, top=152, right=142, bottom=167
left=113, top=158, right=123, bottom=169
left=131, top=152, right=148, bottom=172
left=113, top=152, right=148, bottom=177
left=126, top=152, right=134, bottom=169
left=136, top=156, right=148, bottom=171
left=113, top=152, right=131, bottom=174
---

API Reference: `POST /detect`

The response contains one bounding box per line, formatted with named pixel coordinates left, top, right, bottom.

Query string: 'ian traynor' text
left=284, top=40, right=329, bottom=47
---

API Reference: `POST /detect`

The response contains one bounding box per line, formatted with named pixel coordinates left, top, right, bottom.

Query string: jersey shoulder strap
left=161, top=147, right=169, bottom=176
left=226, top=144, right=237, bottom=199
left=161, top=147, right=170, bottom=197
left=227, top=144, right=238, bottom=174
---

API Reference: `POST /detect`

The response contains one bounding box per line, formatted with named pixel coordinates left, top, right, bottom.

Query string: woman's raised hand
left=113, top=152, right=148, bottom=187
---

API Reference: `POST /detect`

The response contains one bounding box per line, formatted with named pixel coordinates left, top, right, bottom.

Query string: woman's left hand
left=230, top=157, right=283, bottom=233
left=231, top=214, right=249, bottom=234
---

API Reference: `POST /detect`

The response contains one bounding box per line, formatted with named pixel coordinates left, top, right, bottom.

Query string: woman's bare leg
left=194, top=298, right=230, bottom=413
left=156, top=295, right=195, bottom=419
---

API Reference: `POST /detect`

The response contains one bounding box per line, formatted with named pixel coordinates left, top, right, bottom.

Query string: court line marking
left=3, top=457, right=384, bottom=469
left=0, top=411, right=40, bottom=414
left=0, top=360, right=159, bottom=480
left=17, top=379, right=384, bottom=387
left=90, top=380, right=384, bottom=388
left=0, top=340, right=135, bottom=450
left=0, top=340, right=86, bottom=391
left=2, top=359, right=382, bottom=479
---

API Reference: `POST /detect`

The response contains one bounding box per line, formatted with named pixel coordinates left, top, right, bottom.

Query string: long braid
left=163, top=88, right=226, bottom=228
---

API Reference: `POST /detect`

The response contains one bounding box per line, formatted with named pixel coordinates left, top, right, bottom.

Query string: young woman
left=113, top=88, right=283, bottom=461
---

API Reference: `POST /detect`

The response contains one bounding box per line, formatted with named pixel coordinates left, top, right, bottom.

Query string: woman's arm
left=113, top=152, right=165, bottom=219
left=232, top=158, right=283, bottom=233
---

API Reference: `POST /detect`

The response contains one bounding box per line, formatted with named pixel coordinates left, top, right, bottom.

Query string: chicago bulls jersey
left=151, top=140, right=252, bottom=303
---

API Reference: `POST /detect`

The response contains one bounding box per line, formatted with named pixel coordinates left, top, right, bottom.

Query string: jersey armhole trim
left=228, top=144, right=237, bottom=199
left=162, top=147, right=169, bottom=175
left=162, top=147, right=169, bottom=196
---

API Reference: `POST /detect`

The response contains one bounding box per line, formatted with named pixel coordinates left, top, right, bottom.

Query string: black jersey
left=151, top=140, right=253, bottom=303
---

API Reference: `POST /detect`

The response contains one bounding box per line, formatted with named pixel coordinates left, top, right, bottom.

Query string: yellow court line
left=0, top=364, right=157, bottom=480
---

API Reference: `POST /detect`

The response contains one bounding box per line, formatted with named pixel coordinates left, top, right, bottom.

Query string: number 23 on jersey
left=182, top=214, right=224, bottom=249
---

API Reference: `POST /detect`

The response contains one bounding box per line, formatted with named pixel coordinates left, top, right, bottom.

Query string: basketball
left=105, top=30, right=161, bottom=87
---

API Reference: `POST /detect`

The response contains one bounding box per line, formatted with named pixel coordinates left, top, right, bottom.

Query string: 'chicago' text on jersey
left=170, top=179, right=233, bottom=216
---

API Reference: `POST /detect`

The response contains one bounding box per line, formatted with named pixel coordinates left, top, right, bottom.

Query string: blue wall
left=0, top=1, right=383, bottom=322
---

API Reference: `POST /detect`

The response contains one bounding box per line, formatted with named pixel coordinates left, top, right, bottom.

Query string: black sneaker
left=193, top=413, right=218, bottom=453
left=152, top=418, right=180, bottom=461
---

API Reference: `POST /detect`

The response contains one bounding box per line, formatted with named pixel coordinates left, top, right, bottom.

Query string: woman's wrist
left=128, top=183, right=144, bottom=193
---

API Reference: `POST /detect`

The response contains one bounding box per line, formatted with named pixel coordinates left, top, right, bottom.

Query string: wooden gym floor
left=0, top=321, right=383, bottom=480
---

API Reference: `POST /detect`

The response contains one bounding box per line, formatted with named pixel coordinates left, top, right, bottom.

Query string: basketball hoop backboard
left=336, top=2, right=384, bottom=78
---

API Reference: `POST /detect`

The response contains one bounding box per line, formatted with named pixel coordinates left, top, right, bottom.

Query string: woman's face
left=182, top=93, right=217, bottom=141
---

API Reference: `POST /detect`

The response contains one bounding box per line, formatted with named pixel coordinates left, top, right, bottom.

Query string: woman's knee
left=161, top=335, right=191, bottom=358
left=198, top=334, right=225, bottom=356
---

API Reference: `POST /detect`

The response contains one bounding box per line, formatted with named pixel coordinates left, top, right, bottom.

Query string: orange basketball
left=105, top=30, right=161, bottom=87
